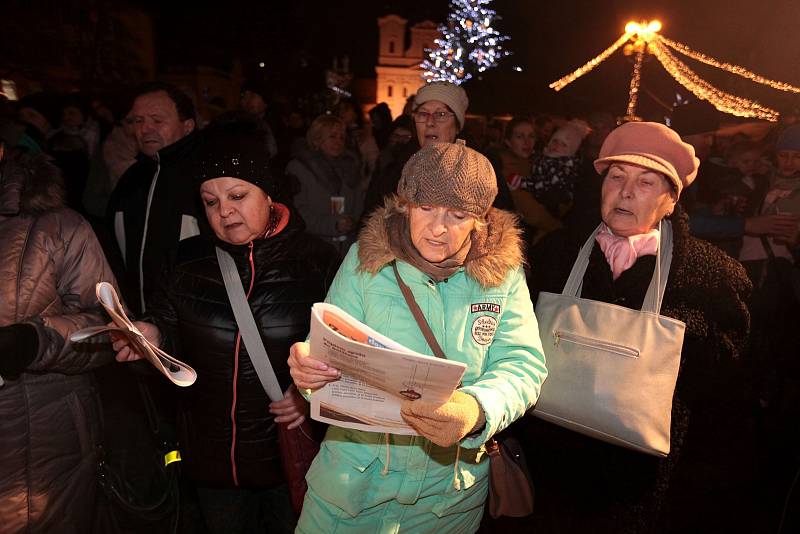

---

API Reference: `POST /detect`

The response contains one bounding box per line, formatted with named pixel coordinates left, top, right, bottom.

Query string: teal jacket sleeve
left=459, top=267, right=548, bottom=448
left=323, top=244, right=366, bottom=322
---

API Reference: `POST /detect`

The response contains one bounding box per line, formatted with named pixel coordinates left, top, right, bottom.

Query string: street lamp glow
left=625, top=21, right=640, bottom=34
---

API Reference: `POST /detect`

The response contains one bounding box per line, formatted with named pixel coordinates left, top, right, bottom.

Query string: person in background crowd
left=336, top=97, right=379, bottom=181
left=104, top=113, right=138, bottom=187
left=239, top=78, right=279, bottom=160
left=374, top=114, right=415, bottom=178
left=107, top=81, right=200, bottom=315
left=481, top=121, right=505, bottom=155
left=737, top=125, right=800, bottom=528
left=112, top=122, right=339, bottom=534
left=0, top=125, right=119, bottom=534
left=369, top=102, right=394, bottom=150
left=584, top=110, right=616, bottom=159
left=289, top=141, right=546, bottom=533
left=690, top=173, right=752, bottom=257
left=48, top=94, right=100, bottom=212
left=17, top=92, right=59, bottom=151
left=687, top=140, right=769, bottom=258
left=362, top=81, right=513, bottom=221
left=91, top=98, right=117, bottom=139
left=672, top=103, right=798, bottom=258
left=528, top=121, right=752, bottom=533
left=499, top=116, right=536, bottom=186
left=286, top=114, right=364, bottom=256
left=521, top=118, right=590, bottom=219
left=534, top=113, right=558, bottom=152
left=501, top=116, right=562, bottom=245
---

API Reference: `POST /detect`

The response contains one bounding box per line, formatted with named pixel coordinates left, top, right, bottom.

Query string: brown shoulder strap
left=392, top=262, right=447, bottom=359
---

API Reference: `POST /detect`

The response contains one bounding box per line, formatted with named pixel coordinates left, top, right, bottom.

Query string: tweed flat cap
left=398, top=140, right=497, bottom=216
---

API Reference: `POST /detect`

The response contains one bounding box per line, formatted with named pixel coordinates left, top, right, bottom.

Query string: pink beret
left=594, top=121, right=700, bottom=196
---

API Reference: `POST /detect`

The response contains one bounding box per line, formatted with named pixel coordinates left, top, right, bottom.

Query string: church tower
left=375, top=15, right=439, bottom=118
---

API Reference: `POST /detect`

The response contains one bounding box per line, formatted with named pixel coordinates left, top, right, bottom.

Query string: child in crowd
left=519, top=119, right=590, bottom=218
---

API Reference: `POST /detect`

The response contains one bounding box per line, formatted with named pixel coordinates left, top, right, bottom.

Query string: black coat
left=147, top=211, right=339, bottom=488
left=107, top=131, right=202, bottom=315
left=526, top=212, right=753, bottom=534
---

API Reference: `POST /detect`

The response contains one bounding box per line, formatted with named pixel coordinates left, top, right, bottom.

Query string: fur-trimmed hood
left=0, top=152, right=65, bottom=216
left=357, top=204, right=525, bottom=288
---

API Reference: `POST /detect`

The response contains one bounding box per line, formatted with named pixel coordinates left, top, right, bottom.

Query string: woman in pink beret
left=527, top=121, right=754, bottom=533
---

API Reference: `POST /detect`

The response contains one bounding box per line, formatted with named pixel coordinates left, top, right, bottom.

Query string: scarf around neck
left=386, top=211, right=474, bottom=282
left=595, top=224, right=660, bottom=280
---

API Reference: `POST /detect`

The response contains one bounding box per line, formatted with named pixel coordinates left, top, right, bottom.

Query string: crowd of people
left=0, top=75, right=798, bottom=534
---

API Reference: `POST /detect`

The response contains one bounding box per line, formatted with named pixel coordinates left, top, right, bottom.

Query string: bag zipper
left=553, top=330, right=639, bottom=359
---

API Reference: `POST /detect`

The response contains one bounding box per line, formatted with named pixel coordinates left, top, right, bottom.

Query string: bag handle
left=216, top=246, right=283, bottom=402
left=391, top=262, right=447, bottom=360
left=561, top=219, right=673, bottom=314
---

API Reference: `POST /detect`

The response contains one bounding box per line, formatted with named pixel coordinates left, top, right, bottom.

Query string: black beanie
left=195, top=121, right=275, bottom=196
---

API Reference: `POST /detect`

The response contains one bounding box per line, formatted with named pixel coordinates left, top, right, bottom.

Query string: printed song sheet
left=309, top=302, right=466, bottom=434
left=70, top=282, right=197, bottom=387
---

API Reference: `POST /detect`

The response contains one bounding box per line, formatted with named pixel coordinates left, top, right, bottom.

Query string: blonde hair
left=306, top=114, right=346, bottom=150
left=383, top=193, right=487, bottom=232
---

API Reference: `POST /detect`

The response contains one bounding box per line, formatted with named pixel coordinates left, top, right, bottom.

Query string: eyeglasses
left=414, top=111, right=455, bottom=123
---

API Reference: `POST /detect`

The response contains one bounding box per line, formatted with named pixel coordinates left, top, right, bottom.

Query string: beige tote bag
left=533, top=220, right=685, bottom=457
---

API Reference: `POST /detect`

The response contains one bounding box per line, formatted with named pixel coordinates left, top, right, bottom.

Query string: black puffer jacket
left=147, top=206, right=339, bottom=488
left=526, top=210, right=752, bottom=534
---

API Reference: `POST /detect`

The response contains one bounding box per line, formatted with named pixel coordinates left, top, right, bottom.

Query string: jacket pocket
left=306, top=438, right=383, bottom=517
left=553, top=330, right=640, bottom=359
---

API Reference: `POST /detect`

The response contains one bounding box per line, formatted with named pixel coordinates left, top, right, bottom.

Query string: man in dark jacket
left=108, top=81, right=200, bottom=314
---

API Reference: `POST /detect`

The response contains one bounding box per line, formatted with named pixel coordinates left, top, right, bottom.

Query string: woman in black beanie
left=112, top=121, right=340, bottom=533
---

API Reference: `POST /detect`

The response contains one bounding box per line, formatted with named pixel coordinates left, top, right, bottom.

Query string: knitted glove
left=400, top=390, right=485, bottom=447
left=0, top=323, right=39, bottom=377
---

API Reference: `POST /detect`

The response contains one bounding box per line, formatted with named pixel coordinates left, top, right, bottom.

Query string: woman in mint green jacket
left=289, top=141, right=547, bottom=533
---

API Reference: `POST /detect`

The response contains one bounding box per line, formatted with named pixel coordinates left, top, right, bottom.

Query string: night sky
left=15, top=0, right=800, bottom=118
left=140, top=0, right=799, bottom=117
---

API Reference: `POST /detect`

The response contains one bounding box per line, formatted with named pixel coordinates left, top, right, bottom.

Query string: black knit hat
left=196, top=121, right=274, bottom=195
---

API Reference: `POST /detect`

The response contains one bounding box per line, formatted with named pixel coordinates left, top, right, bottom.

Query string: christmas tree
left=421, top=0, right=511, bottom=85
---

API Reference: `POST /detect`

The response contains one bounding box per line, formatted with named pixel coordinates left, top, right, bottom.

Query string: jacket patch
left=471, top=303, right=501, bottom=314
left=471, top=315, right=498, bottom=346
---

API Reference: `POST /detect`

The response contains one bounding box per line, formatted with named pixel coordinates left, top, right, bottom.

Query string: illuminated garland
left=649, top=40, right=779, bottom=121
left=625, top=51, right=645, bottom=119
left=549, top=32, right=633, bottom=91
left=549, top=20, right=794, bottom=121
left=659, top=36, right=800, bottom=94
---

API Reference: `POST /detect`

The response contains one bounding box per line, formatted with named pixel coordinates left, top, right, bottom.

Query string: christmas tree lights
left=549, top=20, right=800, bottom=121
left=422, top=0, right=511, bottom=85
